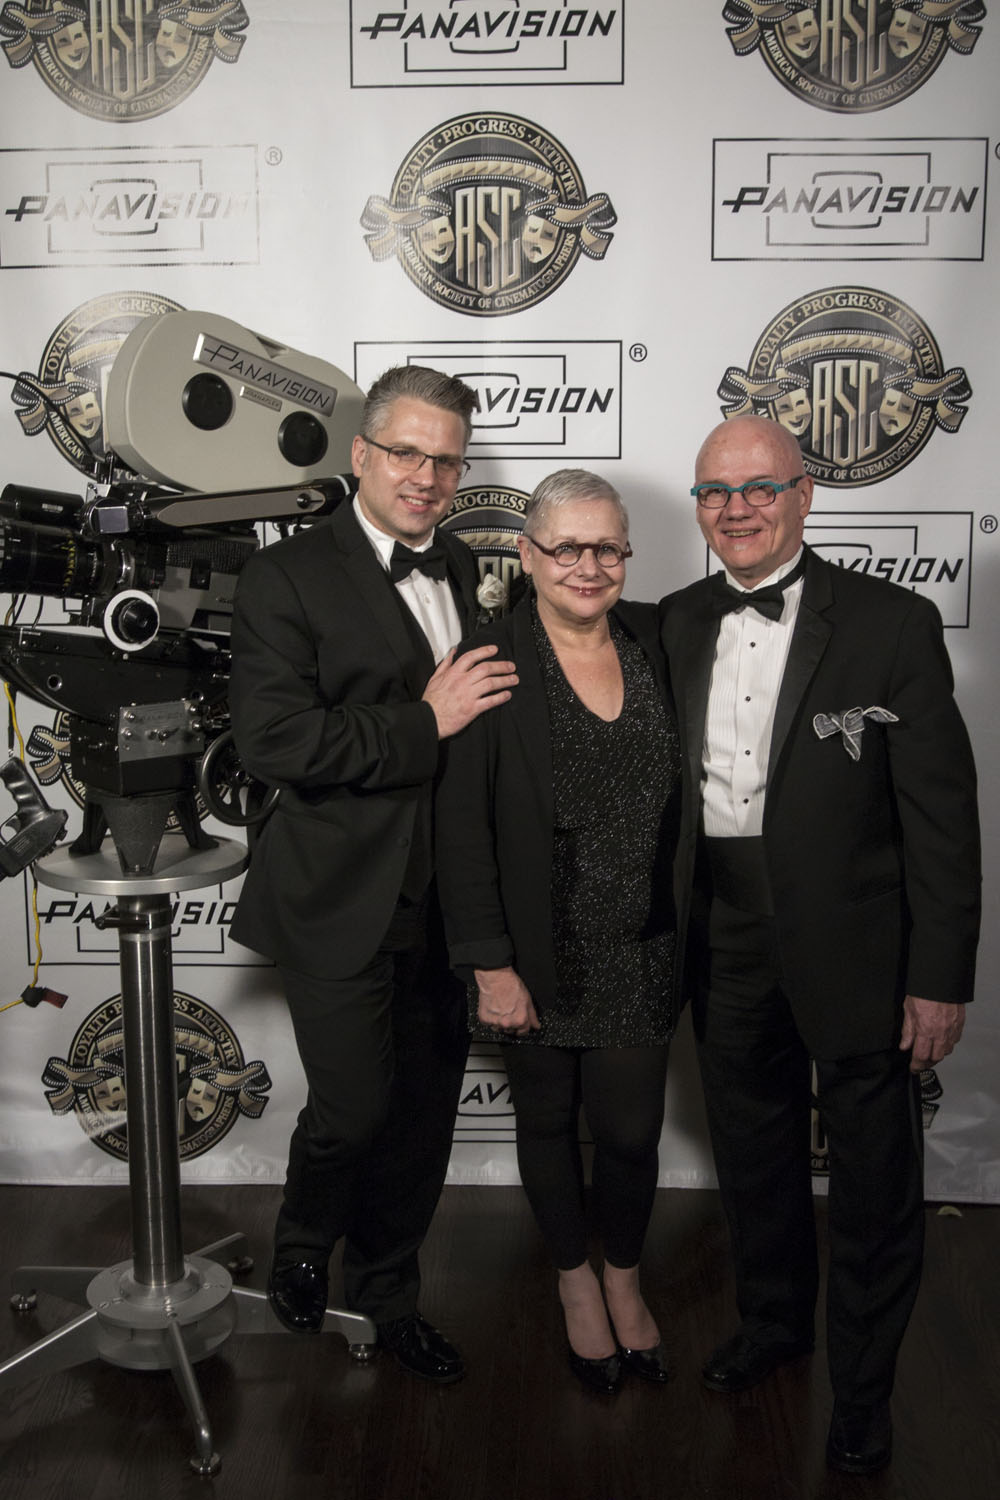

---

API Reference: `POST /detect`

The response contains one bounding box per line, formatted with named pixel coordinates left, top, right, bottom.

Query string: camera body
left=0, top=311, right=364, bottom=872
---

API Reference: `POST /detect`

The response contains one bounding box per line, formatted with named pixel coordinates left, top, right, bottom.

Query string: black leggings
left=500, top=1042, right=669, bottom=1271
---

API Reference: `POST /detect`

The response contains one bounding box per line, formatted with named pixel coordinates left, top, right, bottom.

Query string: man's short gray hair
left=523, top=468, right=629, bottom=536
left=361, top=365, right=479, bottom=446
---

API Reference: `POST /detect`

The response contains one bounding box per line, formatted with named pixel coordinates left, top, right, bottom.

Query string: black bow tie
left=712, top=553, right=806, bottom=623
left=389, top=540, right=448, bottom=583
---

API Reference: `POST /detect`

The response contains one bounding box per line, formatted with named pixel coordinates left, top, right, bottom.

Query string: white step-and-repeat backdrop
left=0, top=3, right=995, bottom=1200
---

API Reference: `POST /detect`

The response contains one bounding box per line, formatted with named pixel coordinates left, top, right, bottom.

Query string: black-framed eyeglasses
left=363, top=436, right=470, bottom=481
left=690, top=475, right=804, bottom=509
left=523, top=535, right=632, bottom=568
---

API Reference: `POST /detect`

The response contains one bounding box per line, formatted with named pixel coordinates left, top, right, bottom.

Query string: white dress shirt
left=701, top=548, right=805, bottom=837
left=353, top=496, right=464, bottom=663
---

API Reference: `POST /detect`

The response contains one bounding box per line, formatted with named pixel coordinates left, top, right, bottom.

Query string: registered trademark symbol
left=981, top=514, right=998, bottom=534
left=265, top=147, right=283, bottom=167
left=629, top=344, right=647, bottom=363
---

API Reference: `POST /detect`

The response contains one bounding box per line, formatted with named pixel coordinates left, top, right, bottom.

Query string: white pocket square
left=813, top=705, right=899, bottom=761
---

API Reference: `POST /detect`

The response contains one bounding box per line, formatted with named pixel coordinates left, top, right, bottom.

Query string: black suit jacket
left=228, top=501, right=479, bottom=976
left=435, top=595, right=690, bottom=1033
left=659, top=547, right=980, bottom=1059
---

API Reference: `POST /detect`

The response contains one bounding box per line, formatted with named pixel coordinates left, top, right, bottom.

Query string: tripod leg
left=164, top=1316, right=221, bottom=1477
left=10, top=1266, right=101, bottom=1309
left=228, top=1284, right=377, bottom=1356
left=0, top=1307, right=102, bottom=1389
left=189, top=1233, right=253, bottom=1276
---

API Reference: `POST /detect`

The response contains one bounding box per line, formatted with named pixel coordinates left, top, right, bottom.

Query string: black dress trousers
left=694, top=871, right=924, bottom=1406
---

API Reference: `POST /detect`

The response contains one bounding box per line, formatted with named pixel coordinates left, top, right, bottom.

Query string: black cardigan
left=434, top=594, right=690, bottom=1034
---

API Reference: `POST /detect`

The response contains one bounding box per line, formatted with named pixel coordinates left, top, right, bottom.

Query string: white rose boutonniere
left=476, top=572, right=508, bottom=624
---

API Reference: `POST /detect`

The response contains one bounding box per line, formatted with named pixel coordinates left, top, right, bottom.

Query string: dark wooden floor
left=0, top=1183, right=997, bottom=1499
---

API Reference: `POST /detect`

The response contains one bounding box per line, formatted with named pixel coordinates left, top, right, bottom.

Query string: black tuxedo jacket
left=435, top=595, right=690, bottom=1031
left=659, top=547, right=980, bottom=1059
left=228, top=502, right=479, bottom=977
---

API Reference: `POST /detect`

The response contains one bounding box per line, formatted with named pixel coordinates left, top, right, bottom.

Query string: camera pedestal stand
left=0, top=840, right=376, bottom=1476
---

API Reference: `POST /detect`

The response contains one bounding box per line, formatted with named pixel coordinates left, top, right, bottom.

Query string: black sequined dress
left=472, top=604, right=681, bottom=1048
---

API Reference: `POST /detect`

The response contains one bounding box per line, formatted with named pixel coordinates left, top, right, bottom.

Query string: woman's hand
left=474, top=966, right=541, bottom=1038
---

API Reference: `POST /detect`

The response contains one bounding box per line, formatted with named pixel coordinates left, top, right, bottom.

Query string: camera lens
left=0, top=523, right=103, bottom=597
left=182, top=373, right=234, bottom=432
left=278, top=410, right=329, bottom=468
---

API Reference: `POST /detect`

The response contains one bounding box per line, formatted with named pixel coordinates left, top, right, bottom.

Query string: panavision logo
left=350, top=3, right=624, bottom=87
left=718, top=286, right=971, bottom=486
left=1, top=145, right=260, bottom=268
left=441, top=485, right=529, bottom=614
left=805, top=510, right=971, bottom=625
left=722, top=1, right=985, bottom=112
left=361, top=113, right=616, bottom=316
left=11, top=290, right=183, bottom=473
left=0, top=0, right=248, bottom=121
left=355, top=342, right=622, bottom=459
left=712, top=138, right=987, bottom=261
left=42, top=988, right=271, bottom=1160
left=453, top=1053, right=516, bottom=1144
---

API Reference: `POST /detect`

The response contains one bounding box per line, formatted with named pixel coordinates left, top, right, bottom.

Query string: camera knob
left=103, top=590, right=160, bottom=651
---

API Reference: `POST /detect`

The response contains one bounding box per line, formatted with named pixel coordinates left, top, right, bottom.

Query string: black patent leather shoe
left=567, top=1346, right=623, bottom=1395
left=701, top=1331, right=813, bottom=1392
left=267, top=1258, right=329, bottom=1334
left=826, top=1400, right=892, bottom=1474
left=377, top=1313, right=465, bottom=1383
left=618, top=1340, right=671, bottom=1384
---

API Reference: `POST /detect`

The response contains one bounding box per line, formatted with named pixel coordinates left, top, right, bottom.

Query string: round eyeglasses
left=691, top=476, right=804, bottom=509
left=363, top=437, right=470, bottom=481
left=523, top=535, right=632, bottom=568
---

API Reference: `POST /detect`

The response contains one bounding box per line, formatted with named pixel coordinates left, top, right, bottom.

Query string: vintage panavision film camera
left=0, top=311, right=364, bottom=873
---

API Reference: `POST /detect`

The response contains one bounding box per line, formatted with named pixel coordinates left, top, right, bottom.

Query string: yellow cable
left=3, top=680, right=25, bottom=758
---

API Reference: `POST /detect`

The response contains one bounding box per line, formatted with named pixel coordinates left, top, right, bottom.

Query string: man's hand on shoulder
left=900, top=995, right=966, bottom=1073
left=423, top=644, right=518, bottom=739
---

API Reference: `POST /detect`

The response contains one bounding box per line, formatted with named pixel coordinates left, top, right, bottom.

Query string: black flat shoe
left=567, top=1347, right=623, bottom=1395
left=826, top=1400, right=892, bottom=1474
left=701, top=1330, right=813, bottom=1392
left=377, top=1313, right=465, bottom=1383
left=618, top=1340, right=671, bottom=1384
left=267, top=1258, right=329, bottom=1334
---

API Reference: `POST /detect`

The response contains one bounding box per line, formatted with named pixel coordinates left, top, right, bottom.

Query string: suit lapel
left=674, top=590, right=721, bottom=803
left=440, top=530, right=479, bottom=634
left=505, top=600, right=554, bottom=823
left=766, top=549, right=834, bottom=784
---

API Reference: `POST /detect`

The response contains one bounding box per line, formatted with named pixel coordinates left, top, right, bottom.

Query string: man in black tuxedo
left=228, top=366, right=517, bottom=1381
left=659, top=415, right=980, bottom=1473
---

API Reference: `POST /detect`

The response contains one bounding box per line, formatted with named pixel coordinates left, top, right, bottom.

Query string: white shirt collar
left=353, top=495, right=436, bottom=570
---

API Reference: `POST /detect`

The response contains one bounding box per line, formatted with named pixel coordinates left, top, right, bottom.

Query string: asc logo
left=0, top=0, right=248, bottom=122
left=11, top=290, right=184, bottom=475
left=361, top=112, right=616, bottom=317
left=717, top=286, right=972, bottom=486
left=721, top=1, right=985, bottom=112
left=441, top=485, right=529, bottom=617
left=41, top=988, right=271, bottom=1160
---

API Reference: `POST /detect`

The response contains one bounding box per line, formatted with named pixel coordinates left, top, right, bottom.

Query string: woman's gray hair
left=522, top=469, right=629, bottom=536
left=361, top=365, right=478, bottom=445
